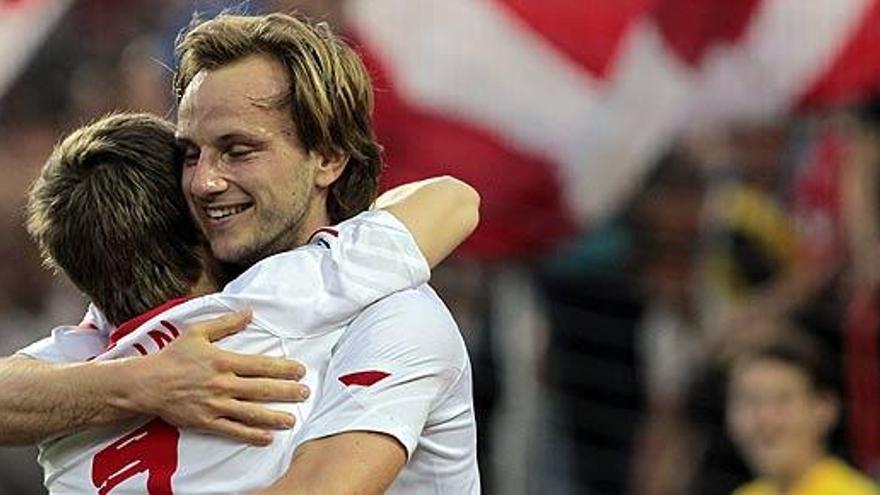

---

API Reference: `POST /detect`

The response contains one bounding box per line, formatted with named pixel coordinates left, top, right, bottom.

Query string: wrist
left=96, top=357, right=151, bottom=421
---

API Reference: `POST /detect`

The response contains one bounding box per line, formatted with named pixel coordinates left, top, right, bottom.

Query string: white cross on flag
left=347, top=0, right=880, bottom=259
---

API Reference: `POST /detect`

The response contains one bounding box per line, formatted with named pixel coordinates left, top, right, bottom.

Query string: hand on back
left=122, top=309, right=310, bottom=445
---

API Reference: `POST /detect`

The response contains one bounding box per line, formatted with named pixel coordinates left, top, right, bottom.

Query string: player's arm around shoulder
left=0, top=310, right=307, bottom=446
left=376, top=175, right=480, bottom=267
left=0, top=354, right=133, bottom=445
left=253, top=289, right=467, bottom=494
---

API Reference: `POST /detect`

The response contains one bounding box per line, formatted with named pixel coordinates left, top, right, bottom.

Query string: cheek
left=181, top=168, right=195, bottom=195
left=179, top=172, right=202, bottom=215
left=728, top=409, right=755, bottom=439
left=788, top=410, right=822, bottom=438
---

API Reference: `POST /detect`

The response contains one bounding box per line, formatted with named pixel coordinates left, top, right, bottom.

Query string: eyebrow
left=216, top=132, right=264, bottom=145
left=174, top=132, right=264, bottom=149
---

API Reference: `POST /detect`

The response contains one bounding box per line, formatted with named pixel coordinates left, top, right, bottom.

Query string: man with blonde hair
left=170, top=14, right=480, bottom=492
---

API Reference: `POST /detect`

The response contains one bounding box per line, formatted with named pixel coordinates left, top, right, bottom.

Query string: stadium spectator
left=727, top=334, right=879, bottom=495
left=687, top=121, right=845, bottom=494
left=630, top=147, right=707, bottom=495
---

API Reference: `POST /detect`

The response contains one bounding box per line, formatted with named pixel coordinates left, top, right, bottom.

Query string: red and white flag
left=346, top=0, right=880, bottom=259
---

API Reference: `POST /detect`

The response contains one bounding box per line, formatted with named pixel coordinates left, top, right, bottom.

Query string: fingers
left=203, top=417, right=275, bottom=446
left=212, top=399, right=296, bottom=430
left=229, top=377, right=311, bottom=402
left=193, top=308, right=253, bottom=342
left=219, top=351, right=306, bottom=380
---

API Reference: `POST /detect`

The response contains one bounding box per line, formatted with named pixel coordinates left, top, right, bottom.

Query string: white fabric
left=18, top=304, right=110, bottom=363
left=17, top=210, right=428, bottom=361
left=18, top=210, right=478, bottom=494
left=294, top=286, right=480, bottom=494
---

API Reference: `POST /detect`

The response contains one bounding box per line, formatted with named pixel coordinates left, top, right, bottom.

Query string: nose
left=187, top=150, right=228, bottom=199
left=750, top=399, right=786, bottom=431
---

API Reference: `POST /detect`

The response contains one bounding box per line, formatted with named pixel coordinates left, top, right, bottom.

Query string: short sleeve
left=221, top=210, right=431, bottom=337
left=293, top=287, right=466, bottom=458
left=15, top=304, right=113, bottom=363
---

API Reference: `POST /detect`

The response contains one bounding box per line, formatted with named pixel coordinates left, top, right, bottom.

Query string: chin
left=210, top=242, right=251, bottom=265
left=750, top=452, right=788, bottom=479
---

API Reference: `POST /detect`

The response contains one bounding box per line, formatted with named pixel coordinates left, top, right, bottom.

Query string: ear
left=815, top=392, right=839, bottom=436
left=313, top=151, right=349, bottom=189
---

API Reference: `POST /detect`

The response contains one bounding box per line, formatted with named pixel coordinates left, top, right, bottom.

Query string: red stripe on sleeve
left=339, top=370, right=390, bottom=387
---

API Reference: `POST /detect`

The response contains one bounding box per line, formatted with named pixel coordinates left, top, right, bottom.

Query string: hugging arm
left=375, top=175, right=480, bottom=268
left=0, top=354, right=141, bottom=445
left=236, top=175, right=480, bottom=335
left=0, top=310, right=307, bottom=446
left=0, top=176, right=478, bottom=447
left=255, top=432, right=406, bottom=495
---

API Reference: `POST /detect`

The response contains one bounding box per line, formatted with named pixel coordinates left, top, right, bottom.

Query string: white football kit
left=18, top=210, right=480, bottom=494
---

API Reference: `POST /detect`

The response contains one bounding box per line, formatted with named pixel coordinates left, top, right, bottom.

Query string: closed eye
left=183, top=148, right=200, bottom=167
left=223, top=144, right=259, bottom=161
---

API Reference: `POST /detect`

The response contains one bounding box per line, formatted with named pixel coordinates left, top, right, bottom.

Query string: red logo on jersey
left=338, top=370, right=390, bottom=387
left=92, top=418, right=180, bottom=494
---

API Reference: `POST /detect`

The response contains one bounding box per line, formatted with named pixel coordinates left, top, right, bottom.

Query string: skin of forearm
left=378, top=176, right=480, bottom=267
left=0, top=356, right=139, bottom=445
left=253, top=432, right=405, bottom=495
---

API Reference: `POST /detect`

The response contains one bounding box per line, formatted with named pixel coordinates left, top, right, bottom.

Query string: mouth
left=750, top=435, right=785, bottom=456
left=203, top=203, right=254, bottom=223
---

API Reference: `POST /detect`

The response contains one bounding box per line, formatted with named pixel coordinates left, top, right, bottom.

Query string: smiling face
left=177, top=54, right=335, bottom=267
left=727, top=357, right=836, bottom=482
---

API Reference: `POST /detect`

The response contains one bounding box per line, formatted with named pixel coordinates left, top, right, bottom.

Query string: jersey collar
left=108, top=297, right=191, bottom=348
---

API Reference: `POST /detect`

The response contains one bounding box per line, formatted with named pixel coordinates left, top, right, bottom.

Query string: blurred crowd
left=3, top=1, right=880, bottom=494
left=622, top=112, right=880, bottom=494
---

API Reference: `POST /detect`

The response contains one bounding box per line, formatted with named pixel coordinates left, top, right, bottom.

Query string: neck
left=296, top=193, right=332, bottom=246
left=189, top=270, right=218, bottom=297
left=775, top=450, right=826, bottom=494
left=189, top=247, right=222, bottom=295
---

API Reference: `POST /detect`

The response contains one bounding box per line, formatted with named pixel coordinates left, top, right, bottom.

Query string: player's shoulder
left=819, top=457, right=880, bottom=493
left=223, top=244, right=325, bottom=295
left=221, top=209, right=414, bottom=296
left=341, top=285, right=466, bottom=369
left=731, top=480, right=772, bottom=495
left=354, top=285, right=458, bottom=334
left=358, top=283, right=447, bottom=311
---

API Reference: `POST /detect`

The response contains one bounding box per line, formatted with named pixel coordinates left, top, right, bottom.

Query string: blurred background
left=4, top=0, right=880, bottom=493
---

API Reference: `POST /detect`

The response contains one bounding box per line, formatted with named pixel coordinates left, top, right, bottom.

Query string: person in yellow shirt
left=727, top=334, right=879, bottom=495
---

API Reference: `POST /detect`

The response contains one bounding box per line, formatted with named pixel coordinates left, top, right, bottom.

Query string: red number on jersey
left=92, top=418, right=180, bottom=495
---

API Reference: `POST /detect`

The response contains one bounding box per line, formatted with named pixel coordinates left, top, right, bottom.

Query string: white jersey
left=18, top=210, right=480, bottom=494
left=296, top=285, right=479, bottom=494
